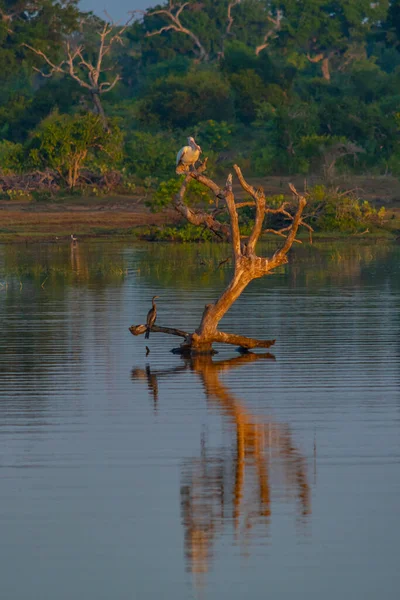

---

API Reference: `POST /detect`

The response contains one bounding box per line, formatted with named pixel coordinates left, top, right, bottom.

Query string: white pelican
left=176, top=137, right=202, bottom=173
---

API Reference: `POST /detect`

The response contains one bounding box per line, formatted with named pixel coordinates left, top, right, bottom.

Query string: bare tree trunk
left=130, top=162, right=308, bottom=355
left=91, top=91, right=109, bottom=130
left=307, top=52, right=331, bottom=82
left=321, top=57, right=331, bottom=82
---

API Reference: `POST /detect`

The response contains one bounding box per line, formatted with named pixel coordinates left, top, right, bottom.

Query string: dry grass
left=1, top=175, right=400, bottom=242
left=0, top=197, right=180, bottom=241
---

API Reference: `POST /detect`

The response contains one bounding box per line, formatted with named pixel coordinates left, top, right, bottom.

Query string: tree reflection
left=132, top=353, right=311, bottom=586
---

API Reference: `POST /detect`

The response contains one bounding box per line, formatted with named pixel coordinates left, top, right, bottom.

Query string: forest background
left=1, top=0, right=400, bottom=237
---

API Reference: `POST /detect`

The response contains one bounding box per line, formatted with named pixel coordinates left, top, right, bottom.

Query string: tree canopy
left=1, top=0, right=400, bottom=185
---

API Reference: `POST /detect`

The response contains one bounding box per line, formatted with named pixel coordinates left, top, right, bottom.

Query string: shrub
left=136, top=69, right=234, bottom=128
left=306, top=185, right=386, bottom=232
left=124, top=131, right=177, bottom=180
left=0, top=140, right=24, bottom=174
left=26, top=112, right=123, bottom=188
left=150, top=177, right=214, bottom=212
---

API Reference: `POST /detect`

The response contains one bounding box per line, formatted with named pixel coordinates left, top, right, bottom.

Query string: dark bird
left=145, top=295, right=159, bottom=339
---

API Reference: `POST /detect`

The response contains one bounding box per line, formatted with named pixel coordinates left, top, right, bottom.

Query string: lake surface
left=0, top=240, right=399, bottom=600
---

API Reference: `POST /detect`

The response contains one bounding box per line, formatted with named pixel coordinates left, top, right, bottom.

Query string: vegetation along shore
left=2, top=0, right=400, bottom=242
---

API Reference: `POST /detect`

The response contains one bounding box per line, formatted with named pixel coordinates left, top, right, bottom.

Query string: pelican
left=176, top=137, right=202, bottom=173
left=70, top=233, right=78, bottom=244
left=145, top=295, right=159, bottom=339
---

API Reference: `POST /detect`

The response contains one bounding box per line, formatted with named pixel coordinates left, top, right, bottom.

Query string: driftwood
left=0, top=169, right=123, bottom=194
left=130, top=160, right=309, bottom=355
left=0, top=171, right=59, bottom=193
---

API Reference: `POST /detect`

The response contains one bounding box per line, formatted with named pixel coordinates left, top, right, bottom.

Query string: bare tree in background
left=255, top=9, right=282, bottom=56
left=24, top=15, right=132, bottom=129
left=145, top=1, right=208, bottom=62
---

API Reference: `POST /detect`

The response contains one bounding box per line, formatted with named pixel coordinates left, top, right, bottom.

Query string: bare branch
left=307, top=52, right=324, bottom=63
left=211, top=331, right=275, bottom=349
left=273, top=184, right=307, bottom=259
left=130, top=157, right=309, bottom=355
left=146, top=2, right=208, bottom=61
left=255, top=10, right=282, bottom=56
left=24, top=16, right=133, bottom=127
left=234, top=166, right=265, bottom=253
left=129, top=324, right=189, bottom=338
left=129, top=322, right=275, bottom=350
left=173, top=173, right=231, bottom=240
left=23, top=43, right=66, bottom=75
left=99, top=75, right=121, bottom=93
left=234, top=164, right=259, bottom=200
left=224, top=175, right=241, bottom=259
left=226, top=0, right=241, bottom=35
left=264, top=227, right=302, bottom=243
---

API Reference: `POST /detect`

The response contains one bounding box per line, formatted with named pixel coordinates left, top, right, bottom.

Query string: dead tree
left=130, top=159, right=310, bottom=355
left=24, top=15, right=132, bottom=129
left=145, top=1, right=208, bottom=62
left=0, top=1, right=39, bottom=32
left=255, top=9, right=282, bottom=56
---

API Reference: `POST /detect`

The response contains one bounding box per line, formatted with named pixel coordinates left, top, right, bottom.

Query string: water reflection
left=132, top=353, right=311, bottom=587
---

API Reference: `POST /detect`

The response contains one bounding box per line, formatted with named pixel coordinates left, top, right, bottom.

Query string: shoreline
left=1, top=172, right=400, bottom=244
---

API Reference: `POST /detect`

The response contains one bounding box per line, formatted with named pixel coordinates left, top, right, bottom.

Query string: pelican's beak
left=197, top=144, right=202, bottom=153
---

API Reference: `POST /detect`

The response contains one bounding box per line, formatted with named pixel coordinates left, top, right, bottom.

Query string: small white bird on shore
left=176, top=137, right=202, bottom=173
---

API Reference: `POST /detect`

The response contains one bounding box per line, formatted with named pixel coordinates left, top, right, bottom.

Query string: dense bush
left=306, top=186, right=386, bottom=232
left=124, top=131, right=177, bottom=181
left=25, top=112, right=123, bottom=188
left=135, top=68, right=234, bottom=128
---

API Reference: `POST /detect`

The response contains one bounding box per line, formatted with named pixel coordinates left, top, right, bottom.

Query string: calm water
left=0, top=240, right=399, bottom=600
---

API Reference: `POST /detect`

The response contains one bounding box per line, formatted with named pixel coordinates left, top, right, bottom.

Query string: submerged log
left=130, top=324, right=275, bottom=354
left=130, top=161, right=309, bottom=355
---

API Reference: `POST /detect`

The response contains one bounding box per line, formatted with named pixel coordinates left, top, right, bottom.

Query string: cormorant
left=145, top=296, right=159, bottom=339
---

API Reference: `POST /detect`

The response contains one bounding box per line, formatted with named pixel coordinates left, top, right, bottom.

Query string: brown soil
left=1, top=175, right=400, bottom=242
left=0, top=195, right=180, bottom=242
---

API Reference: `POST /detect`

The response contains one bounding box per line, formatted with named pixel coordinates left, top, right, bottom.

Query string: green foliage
left=1, top=0, right=400, bottom=201
left=153, top=223, right=214, bottom=242
left=136, top=68, right=234, bottom=128
left=150, top=177, right=214, bottom=212
left=197, top=120, right=233, bottom=151
left=0, top=140, right=23, bottom=174
left=307, top=185, right=387, bottom=232
left=124, top=131, right=177, bottom=180
left=26, top=112, right=123, bottom=188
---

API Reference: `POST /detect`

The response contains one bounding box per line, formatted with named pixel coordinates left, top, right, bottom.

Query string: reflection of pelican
left=145, top=295, right=159, bottom=339
left=131, top=353, right=311, bottom=587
